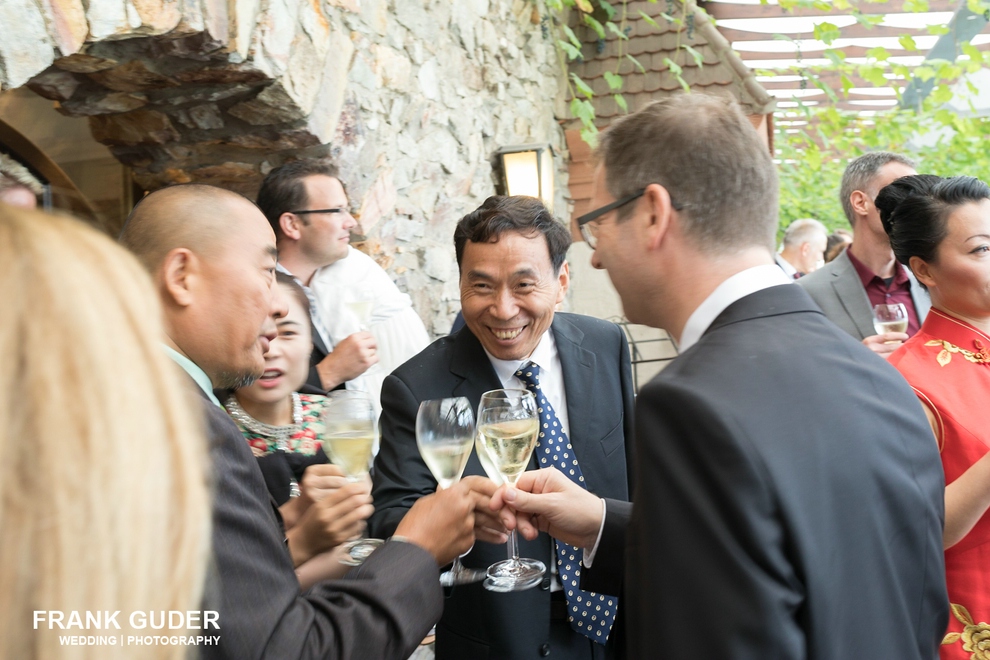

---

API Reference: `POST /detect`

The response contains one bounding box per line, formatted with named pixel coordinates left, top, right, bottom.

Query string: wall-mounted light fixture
left=494, top=143, right=555, bottom=211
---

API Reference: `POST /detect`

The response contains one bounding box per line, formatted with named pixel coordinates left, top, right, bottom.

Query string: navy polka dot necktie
left=515, top=361, right=617, bottom=644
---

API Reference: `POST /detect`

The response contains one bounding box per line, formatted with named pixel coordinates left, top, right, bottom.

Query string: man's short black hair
left=454, top=196, right=570, bottom=273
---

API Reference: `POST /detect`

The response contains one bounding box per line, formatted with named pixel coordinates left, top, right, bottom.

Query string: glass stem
left=451, top=556, right=464, bottom=574
left=507, top=529, right=519, bottom=561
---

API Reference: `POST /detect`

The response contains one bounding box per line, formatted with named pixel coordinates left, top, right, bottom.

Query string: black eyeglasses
left=577, top=188, right=684, bottom=248
left=288, top=208, right=350, bottom=215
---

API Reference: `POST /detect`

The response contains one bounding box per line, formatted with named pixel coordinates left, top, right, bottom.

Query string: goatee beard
left=215, top=370, right=261, bottom=391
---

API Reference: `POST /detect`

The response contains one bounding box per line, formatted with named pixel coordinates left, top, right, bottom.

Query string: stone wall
left=0, top=0, right=569, bottom=336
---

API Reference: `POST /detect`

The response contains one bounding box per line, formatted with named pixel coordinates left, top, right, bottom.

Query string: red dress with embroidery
left=889, top=308, right=990, bottom=659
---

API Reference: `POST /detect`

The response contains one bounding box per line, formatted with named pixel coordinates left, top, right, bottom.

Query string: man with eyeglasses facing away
left=257, top=161, right=430, bottom=405
left=494, top=94, right=948, bottom=660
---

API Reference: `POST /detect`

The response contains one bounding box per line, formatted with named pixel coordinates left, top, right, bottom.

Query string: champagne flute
left=344, top=288, right=379, bottom=375
left=323, top=390, right=383, bottom=566
left=477, top=388, right=545, bottom=592
left=416, top=397, right=488, bottom=586
left=872, top=303, right=909, bottom=337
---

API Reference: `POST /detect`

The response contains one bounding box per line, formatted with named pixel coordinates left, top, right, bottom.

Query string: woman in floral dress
left=226, top=272, right=373, bottom=578
left=879, top=175, right=990, bottom=659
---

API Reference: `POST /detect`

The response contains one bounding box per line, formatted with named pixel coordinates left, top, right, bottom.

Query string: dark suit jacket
left=613, top=284, right=947, bottom=659
left=369, top=313, right=636, bottom=660
left=195, top=385, right=443, bottom=660
left=797, top=248, right=931, bottom=339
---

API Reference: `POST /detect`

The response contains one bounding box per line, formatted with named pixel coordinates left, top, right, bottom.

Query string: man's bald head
left=119, top=183, right=283, bottom=390
left=120, top=184, right=265, bottom=274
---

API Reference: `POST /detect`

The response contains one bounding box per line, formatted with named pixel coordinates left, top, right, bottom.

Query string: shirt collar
left=846, top=248, right=909, bottom=289
left=775, top=253, right=799, bottom=278
left=678, top=265, right=792, bottom=352
left=163, top=344, right=222, bottom=408
left=483, top=328, right=556, bottom=385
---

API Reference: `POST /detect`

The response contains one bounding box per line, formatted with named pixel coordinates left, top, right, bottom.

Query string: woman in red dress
left=879, top=175, right=990, bottom=659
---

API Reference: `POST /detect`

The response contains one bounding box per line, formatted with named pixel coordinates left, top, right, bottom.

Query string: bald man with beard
left=119, top=184, right=489, bottom=660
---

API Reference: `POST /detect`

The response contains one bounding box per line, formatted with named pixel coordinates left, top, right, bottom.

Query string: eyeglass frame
left=576, top=187, right=684, bottom=248
left=287, top=208, right=351, bottom=216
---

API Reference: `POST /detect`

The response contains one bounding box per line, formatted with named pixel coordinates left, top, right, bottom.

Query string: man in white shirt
left=256, top=161, right=430, bottom=408
left=491, top=95, right=947, bottom=660
left=369, top=195, right=636, bottom=660
left=775, top=217, right=827, bottom=278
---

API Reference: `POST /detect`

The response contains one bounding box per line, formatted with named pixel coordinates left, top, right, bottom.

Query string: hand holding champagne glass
left=323, top=390, right=383, bottom=565
left=477, top=388, right=545, bottom=592
left=416, top=397, right=489, bottom=586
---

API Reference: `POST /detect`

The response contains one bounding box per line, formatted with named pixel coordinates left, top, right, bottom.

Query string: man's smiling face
left=459, top=230, right=568, bottom=361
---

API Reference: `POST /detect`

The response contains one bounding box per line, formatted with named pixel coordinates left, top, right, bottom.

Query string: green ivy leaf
left=866, top=46, right=891, bottom=61
left=614, top=93, right=628, bottom=112
left=571, top=73, right=595, bottom=98
left=570, top=97, right=596, bottom=126
left=640, top=11, right=661, bottom=29
left=903, top=0, right=929, bottom=11
left=840, top=72, right=854, bottom=96
left=580, top=127, right=599, bottom=148
left=915, top=65, right=936, bottom=82
left=562, top=24, right=582, bottom=48
left=606, top=21, right=627, bottom=39
left=575, top=0, right=594, bottom=13
left=778, top=0, right=799, bottom=10
left=558, top=40, right=582, bottom=60
left=627, top=53, right=646, bottom=73
left=930, top=84, right=954, bottom=105
left=927, top=23, right=950, bottom=35
left=583, top=14, right=607, bottom=39
left=683, top=45, right=705, bottom=67
left=824, top=49, right=846, bottom=66
left=899, top=35, right=918, bottom=51
left=858, top=64, right=888, bottom=86
left=597, top=0, right=617, bottom=20
left=663, top=57, right=683, bottom=76
left=962, top=42, right=985, bottom=64
left=813, top=22, right=841, bottom=45
left=603, top=70, right=623, bottom=90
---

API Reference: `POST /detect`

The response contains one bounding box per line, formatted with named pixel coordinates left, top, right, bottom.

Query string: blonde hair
left=0, top=206, right=210, bottom=659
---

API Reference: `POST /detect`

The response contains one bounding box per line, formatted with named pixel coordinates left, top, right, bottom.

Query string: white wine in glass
left=478, top=388, right=545, bottom=593
left=324, top=390, right=383, bottom=566
left=872, top=303, right=909, bottom=337
left=416, top=397, right=487, bottom=586
left=475, top=433, right=503, bottom=484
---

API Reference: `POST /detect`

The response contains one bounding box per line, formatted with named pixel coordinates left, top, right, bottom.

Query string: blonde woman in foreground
left=0, top=204, right=210, bottom=660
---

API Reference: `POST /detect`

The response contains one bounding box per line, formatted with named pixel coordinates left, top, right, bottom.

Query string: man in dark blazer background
left=369, top=195, right=636, bottom=660
left=493, top=95, right=948, bottom=659
left=120, top=183, right=483, bottom=660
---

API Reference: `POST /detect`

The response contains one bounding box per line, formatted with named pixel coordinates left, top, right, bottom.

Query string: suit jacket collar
left=824, top=249, right=878, bottom=339
left=704, top=283, right=823, bottom=338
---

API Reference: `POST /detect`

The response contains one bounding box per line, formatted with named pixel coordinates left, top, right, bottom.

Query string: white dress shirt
left=483, top=330, right=570, bottom=590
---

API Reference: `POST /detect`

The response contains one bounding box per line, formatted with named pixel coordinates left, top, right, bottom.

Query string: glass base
left=483, top=558, right=546, bottom=592
left=439, top=565, right=488, bottom=587
left=339, top=538, right=385, bottom=566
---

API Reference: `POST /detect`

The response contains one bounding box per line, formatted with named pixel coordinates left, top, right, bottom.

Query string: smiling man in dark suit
left=492, top=95, right=948, bottom=660
left=369, top=195, right=635, bottom=660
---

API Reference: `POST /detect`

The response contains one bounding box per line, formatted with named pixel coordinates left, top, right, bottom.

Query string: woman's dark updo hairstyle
left=877, top=174, right=990, bottom=267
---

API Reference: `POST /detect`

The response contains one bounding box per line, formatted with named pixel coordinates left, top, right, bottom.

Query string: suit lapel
left=551, top=315, right=600, bottom=482
left=828, top=251, right=876, bottom=339
left=448, top=328, right=503, bottom=404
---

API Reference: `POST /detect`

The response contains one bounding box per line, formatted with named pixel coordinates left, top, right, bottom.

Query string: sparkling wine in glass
left=873, top=303, right=909, bottom=336
left=323, top=390, right=383, bottom=566
left=416, top=397, right=488, bottom=586
left=477, top=388, right=545, bottom=593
